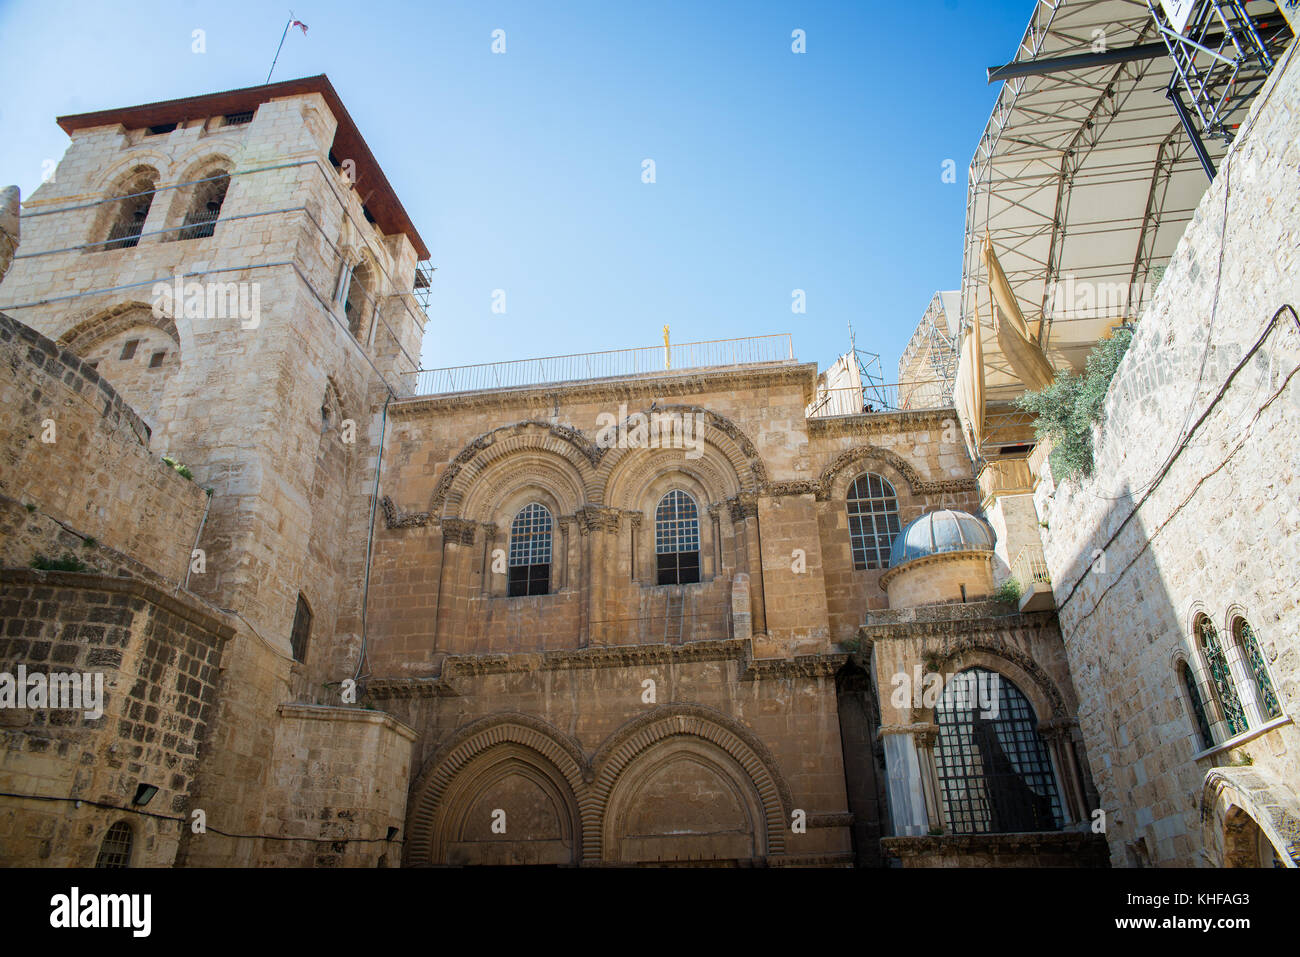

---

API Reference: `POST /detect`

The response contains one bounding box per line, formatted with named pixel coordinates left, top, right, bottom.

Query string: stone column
left=1041, top=718, right=1089, bottom=824
left=879, top=725, right=939, bottom=836
left=577, top=506, right=620, bottom=646
left=728, top=495, right=766, bottom=636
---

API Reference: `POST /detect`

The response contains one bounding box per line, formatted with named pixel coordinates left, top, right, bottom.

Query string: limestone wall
left=0, top=313, right=207, bottom=583
left=1038, top=45, right=1300, bottom=866
left=0, top=570, right=233, bottom=866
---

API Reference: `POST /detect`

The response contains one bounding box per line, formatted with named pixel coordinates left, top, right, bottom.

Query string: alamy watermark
left=594, top=405, right=706, bottom=459
left=0, top=666, right=103, bottom=720
left=152, top=275, right=260, bottom=329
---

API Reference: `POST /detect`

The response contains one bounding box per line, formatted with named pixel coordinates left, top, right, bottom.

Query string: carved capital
left=576, top=505, right=620, bottom=534
left=440, top=517, right=478, bottom=545
left=727, top=493, right=758, bottom=522
left=381, top=495, right=430, bottom=529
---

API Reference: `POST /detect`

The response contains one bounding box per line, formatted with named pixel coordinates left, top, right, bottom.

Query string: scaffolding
left=1148, top=0, right=1292, bottom=149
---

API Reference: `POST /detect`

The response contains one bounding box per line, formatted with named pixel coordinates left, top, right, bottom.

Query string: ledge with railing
left=405, top=333, right=795, bottom=397
left=1011, top=544, right=1054, bottom=612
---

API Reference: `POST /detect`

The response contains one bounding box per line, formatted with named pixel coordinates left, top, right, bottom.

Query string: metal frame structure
left=959, top=0, right=1290, bottom=460
left=1148, top=0, right=1287, bottom=144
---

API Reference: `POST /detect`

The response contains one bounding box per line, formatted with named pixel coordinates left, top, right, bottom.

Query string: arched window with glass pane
left=508, top=503, right=552, bottom=596
left=655, top=490, right=700, bottom=585
left=1180, top=660, right=1215, bottom=750
left=1196, top=616, right=1247, bottom=736
left=933, top=668, right=1064, bottom=834
left=846, top=473, right=901, bottom=570
left=1232, top=618, right=1282, bottom=721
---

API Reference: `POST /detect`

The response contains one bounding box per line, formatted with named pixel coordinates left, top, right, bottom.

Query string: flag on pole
left=291, top=19, right=308, bottom=35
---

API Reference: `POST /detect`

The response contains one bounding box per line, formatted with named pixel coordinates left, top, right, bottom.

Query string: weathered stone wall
left=1038, top=45, right=1300, bottom=866
left=0, top=313, right=206, bottom=583
left=0, top=570, right=233, bottom=866
left=373, top=642, right=854, bottom=866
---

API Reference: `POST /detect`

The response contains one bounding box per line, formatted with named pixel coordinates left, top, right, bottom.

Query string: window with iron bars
left=655, top=490, right=700, bottom=585
left=847, top=473, right=901, bottom=570
left=94, top=821, right=133, bottom=868
left=933, top=668, right=1064, bottom=835
left=508, top=503, right=552, bottom=597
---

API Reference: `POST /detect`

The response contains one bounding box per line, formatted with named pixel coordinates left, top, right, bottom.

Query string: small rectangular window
left=222, top=111, right=254, bottom=127
left=146, top=123, right=177, bottom=136
left=120, top=340, right=139, bottom=360
left=149, top=351, right=166, bottom=368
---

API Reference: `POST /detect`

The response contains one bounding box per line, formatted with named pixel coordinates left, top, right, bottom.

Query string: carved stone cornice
left=806, top=812, right=855, bottom=829
left=740, top=653, right=849, bottom=680
left=380, top=495, right=430, bottom=529
left=575, top=505, right=621, bottom=534
left=365, top=638, right=854, bottom=698
left=389, top=363, right=820, bottom=415
left=761, top=480, right=819, bottom=498
left=808, top=407, right=957, bottom=438
left=440, top=517, right=478, bottom=545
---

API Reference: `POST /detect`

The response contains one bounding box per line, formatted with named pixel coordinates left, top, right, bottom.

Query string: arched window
left=103, top=169, right=158, bottom=250
left=290, top=594, right=312, bottom=663
left=1180, top=660, right=1215, bottom=750
left=508, top=503, right=552, bottom=597
left=1232, top=618, right=1282, bottom=721
left=344, top=260, right=374, bottom=339
left=94, top=821, right=133, bottom=868
left=655, top=490, right=700, bottom=585
left=1196, top=616, right=1247, bottom=737
left=846, top=472, right=901, bottom=570
left=177, top=169, right=229, bottom=240
left=933, top=668, right=1064, bottom=834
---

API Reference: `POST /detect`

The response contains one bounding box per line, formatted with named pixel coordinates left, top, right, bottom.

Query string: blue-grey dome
left=889, top=509, right=995, bottom=568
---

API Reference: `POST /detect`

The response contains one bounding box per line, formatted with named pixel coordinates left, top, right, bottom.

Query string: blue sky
left=0, top=0, right=1030, bottom=376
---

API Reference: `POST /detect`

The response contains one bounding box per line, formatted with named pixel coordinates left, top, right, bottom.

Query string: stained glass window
left=1234, top=619, right=1281, bottom=720
left=1197, top=616, right=1247, bottom=736
left=1180, top=661, right=1215, bottom=750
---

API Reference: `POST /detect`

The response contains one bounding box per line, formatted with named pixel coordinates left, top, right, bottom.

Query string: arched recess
left=430, top=421, right=603, bottom=518
left=161, top=154, right=234, bottom=242
left=57, top=302, right=183, bottom=435
left=819, top=446, right=928, bottom=502
left=927, top=643, right=1068, bottom=721
left=87, top=159, right=167, bottom=250
left=596, top=405, right=763, bottom=504
left=1201, top=767, right=1299, bottom=868
left=589, top=706, right=792, bottom=864
left=405, top=714, right=590, bottom=867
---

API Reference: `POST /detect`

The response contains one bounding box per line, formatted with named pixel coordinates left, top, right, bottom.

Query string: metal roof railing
left=407, top=333, right=795, bottom=396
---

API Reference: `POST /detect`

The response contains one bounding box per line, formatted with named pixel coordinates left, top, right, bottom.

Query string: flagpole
left=266, top=16, right=293, bottom=84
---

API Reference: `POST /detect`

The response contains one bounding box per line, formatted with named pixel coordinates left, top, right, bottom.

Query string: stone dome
left=889, top=509, right=995, bottom=568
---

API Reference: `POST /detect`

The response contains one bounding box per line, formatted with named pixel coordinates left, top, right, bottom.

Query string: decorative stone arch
left=588, top=705, right=793, bottom=863
left=160, top=152, right=235, bottom=242
left=57, top=301, right=180, bottom=357
left=405, top=713, right=590, bottom=867
left=595, top=405, right=765, bottom=500
left=87, top=162, right=165, bottom=250
left=430, top=421, right=603, bottom=517
left=1201, top=767, right=1299, bottom=867
left=819, top=446, right=929, bottom=501
left=925, top=642, right=1068, bottom=722
left=602, top=441, right=743, bottom=513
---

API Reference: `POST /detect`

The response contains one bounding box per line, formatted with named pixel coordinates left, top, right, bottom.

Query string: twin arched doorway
left=405, top=710, right=787, bottom=866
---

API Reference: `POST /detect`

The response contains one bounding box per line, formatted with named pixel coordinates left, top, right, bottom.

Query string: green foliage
left=31, top=554, right=87, bottom=572
left=1016, top=327, right=1134, bottom=481
left=82, top=537, right=97, bottom=549
left=995, top=578, right=1022, bottom=605
left=24, top=503, right=37, bottom=512
left=161, top=455, right=194, bottom=480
